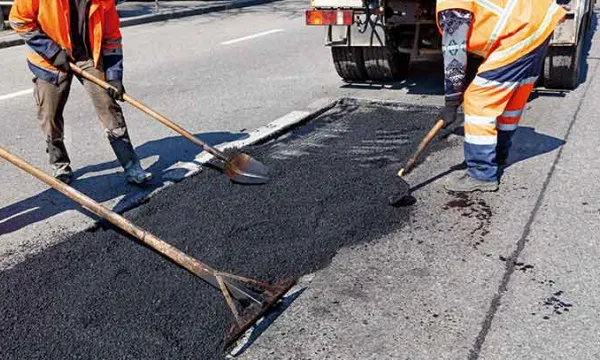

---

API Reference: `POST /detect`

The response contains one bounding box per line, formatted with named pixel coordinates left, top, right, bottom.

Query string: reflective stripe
left=465, top=115, right=496, bottom=125
left=473, top=75, right=537, bottom=89
left=473, top=76, right=520, bottom=89
left=465, top=134, right=498, bottom=145
left=102, top=48, right=123, bottom=56
left=474, top=0, right=503, bottom=15
left=502, top=109, right=523, bottom=118
left=521, top=76, right=538, bottom=85
left=103, top=38, right=122, bottom=45
left=9, top=21, right=28, bottom=29
left=488, top=2, right=561, bottom=62
left=483, top=0, right=518, bottom=53
left=497, top=123, right=518, bottom=131
left=21, top=29, right=44, bottom=41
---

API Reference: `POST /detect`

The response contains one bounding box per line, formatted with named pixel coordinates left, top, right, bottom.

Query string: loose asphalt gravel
left=0, top=100, right=452, bottom=359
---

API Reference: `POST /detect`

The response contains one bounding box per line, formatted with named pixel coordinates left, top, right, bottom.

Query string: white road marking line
left=220, top=29, right=284, bottom=45
left=0, top=88, right=33, bottom=101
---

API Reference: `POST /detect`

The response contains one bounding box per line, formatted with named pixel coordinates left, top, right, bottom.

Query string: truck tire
left=331, top=47, right=367, bottom=82
left=543, top=14, right=588, bottom=89
left=362, top=46, right=408, bottom=81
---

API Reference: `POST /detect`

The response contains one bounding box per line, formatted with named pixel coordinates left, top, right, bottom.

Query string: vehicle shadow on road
left=0, top=131, right=248, bottom=236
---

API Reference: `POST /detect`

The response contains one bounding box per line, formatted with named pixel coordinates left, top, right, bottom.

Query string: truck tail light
left=306, top=10, right=353, bottom=26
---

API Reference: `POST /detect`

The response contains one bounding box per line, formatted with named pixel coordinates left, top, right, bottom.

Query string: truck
left=306, top=0, right=596, bottom=89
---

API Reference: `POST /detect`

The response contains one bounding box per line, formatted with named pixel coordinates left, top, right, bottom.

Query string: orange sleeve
left=9, top=0, right=40, bottom=34
left=9, top=0, right=62, bottom=60
left=102, top=1, right=123, bottom=53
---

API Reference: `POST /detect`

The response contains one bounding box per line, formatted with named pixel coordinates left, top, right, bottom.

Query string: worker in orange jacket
left=10, top=0, right=151, bottom=185
left=436, top=0, right=567, bottom=193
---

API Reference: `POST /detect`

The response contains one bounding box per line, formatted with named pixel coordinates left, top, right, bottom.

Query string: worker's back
left=436, top=0, right=567, bottom=71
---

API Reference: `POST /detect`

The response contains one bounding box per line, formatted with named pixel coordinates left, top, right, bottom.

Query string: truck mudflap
left=550, top=0, right=587, bottom=46
left=326, top=14, right=386, bottom=47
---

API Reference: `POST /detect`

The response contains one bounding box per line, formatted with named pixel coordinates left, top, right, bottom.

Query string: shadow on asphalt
left=407, top=125, right=566, bottom=194
left=0, top=131, right=248, bottom=236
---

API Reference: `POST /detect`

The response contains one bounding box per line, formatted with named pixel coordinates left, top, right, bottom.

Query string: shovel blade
left=224, top=153, right=269, bottom=185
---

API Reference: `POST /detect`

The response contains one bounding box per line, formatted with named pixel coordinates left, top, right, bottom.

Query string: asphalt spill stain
left=541, top=291, right=574, bottom=317
left=442, top=194, right=493, bottom=248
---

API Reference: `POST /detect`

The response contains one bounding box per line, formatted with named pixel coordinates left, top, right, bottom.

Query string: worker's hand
left=439, top=104, right=459, bottom=128
left=51, top=50, right=71, bottom=72
left=107, top=79, right=125, bottom=101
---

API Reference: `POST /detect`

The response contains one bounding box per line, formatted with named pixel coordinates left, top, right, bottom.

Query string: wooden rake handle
left=0, top=144, right=257, bottom=301
left=397, top=118, right=445, bottom=177
left=68, top=63, right=228, bottom=162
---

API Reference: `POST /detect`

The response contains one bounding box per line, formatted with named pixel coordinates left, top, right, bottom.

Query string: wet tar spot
left=539, top=290, right=574, bottom=319
left=442, top=194, right=492, bottom=248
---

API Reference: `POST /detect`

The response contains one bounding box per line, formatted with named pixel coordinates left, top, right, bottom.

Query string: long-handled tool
left=0, top=144, right=294, bottom=346
left=69, top=63, right=269, bottom=185
left=388, top=118, right=445, bottom=206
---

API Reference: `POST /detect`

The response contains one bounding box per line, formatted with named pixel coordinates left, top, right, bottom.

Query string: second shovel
left=70, top=63, right=269, bottom=185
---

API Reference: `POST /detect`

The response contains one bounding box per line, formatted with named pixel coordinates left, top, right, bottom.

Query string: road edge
left=0, top=0, right=282, bottom=49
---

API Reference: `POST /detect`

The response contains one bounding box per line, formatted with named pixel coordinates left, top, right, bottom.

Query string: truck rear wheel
left=331, top=47, right=367, bottom=82
left=362, top=46, right=408, bottom=81
left=543, top=13, right=588, bottom=89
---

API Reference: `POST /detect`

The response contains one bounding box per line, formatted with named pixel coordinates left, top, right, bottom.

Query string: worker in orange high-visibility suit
left=9, top=0, right=151, bottom=185
left=436, top=0, right=567, bottom=193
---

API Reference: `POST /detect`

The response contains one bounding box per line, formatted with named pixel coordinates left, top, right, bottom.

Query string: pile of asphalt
left=0, top=100, right=450, bottom=359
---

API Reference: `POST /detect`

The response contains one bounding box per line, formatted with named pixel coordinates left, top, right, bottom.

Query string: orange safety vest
left=436, top=0, right=567, bottom=72
left=9, top=0, right=122, bottom=73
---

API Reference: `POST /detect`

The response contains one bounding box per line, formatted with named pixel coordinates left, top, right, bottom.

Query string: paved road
left=0, top=0, right=441, bottom=269
left=2, top=1, right=600, bottom=359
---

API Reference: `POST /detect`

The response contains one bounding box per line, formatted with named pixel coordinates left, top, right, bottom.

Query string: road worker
left=9, top=0, right=152, bottom=185
left=436, top=0, right=567, bottom=192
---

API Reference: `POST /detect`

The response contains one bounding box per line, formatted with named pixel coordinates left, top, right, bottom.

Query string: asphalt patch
left=0, top=100, right=451, bottom=359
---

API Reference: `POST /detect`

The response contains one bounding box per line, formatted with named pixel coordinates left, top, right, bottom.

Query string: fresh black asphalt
left=0, top=100, right=451, bottom=359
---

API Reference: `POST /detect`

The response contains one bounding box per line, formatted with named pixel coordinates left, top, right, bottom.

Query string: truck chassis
left=307, top=0, right=596, bottom=89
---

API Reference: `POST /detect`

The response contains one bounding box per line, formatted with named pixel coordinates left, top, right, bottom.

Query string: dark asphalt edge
left=0, top=0, right=282, bottom=49
left=86, top=99, right=341, bottom=233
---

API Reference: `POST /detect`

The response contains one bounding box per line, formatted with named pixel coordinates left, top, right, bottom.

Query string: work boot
left=108, top=130, right=152, bottom=185
left=444, top=171, right=499, bottom=193
left=124, top=160, right=152, bottom=184
left=47, top=139, right=73, bottom=184
left=52, top=163, right=73, bottom=184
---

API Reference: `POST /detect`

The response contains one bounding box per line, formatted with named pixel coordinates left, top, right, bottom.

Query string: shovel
left=0, top=144, right=294, bottom=347
left=69, top=63, right=269, bottom=185
left=388, top=118, right=445, bottom=206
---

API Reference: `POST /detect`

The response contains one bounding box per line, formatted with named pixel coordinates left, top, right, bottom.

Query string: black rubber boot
left=108, top=129, right=152, bottom=185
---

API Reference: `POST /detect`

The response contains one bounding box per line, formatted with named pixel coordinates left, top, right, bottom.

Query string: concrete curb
left=90, top=99, right=341, bottom=231
left=0, top=0, right=280, bottom=49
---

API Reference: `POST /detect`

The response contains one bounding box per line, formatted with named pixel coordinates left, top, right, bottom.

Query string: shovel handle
left=397, top=118, right=445, bottom=177
left=68, top=63, right=228, bottom=162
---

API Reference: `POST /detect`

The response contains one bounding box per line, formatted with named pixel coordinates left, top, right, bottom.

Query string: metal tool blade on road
left=389, top=118, right=445, bottom=207
left=69, top=63, right=269, bottom=185
left=0, top=144, right=295, bottom=347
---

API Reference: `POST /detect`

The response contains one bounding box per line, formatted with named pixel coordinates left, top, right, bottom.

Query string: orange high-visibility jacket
left=436, top=0, right=567, bottom=72
left=10, top=0, right=123, bottom=83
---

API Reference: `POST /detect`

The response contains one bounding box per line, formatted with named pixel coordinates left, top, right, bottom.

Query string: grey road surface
left=0, top=0, right=442, bottom=269
left=2, top=1, right=600, bottom=359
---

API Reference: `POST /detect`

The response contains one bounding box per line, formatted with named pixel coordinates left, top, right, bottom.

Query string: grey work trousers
left=33, top=59, right=137, bottom=170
